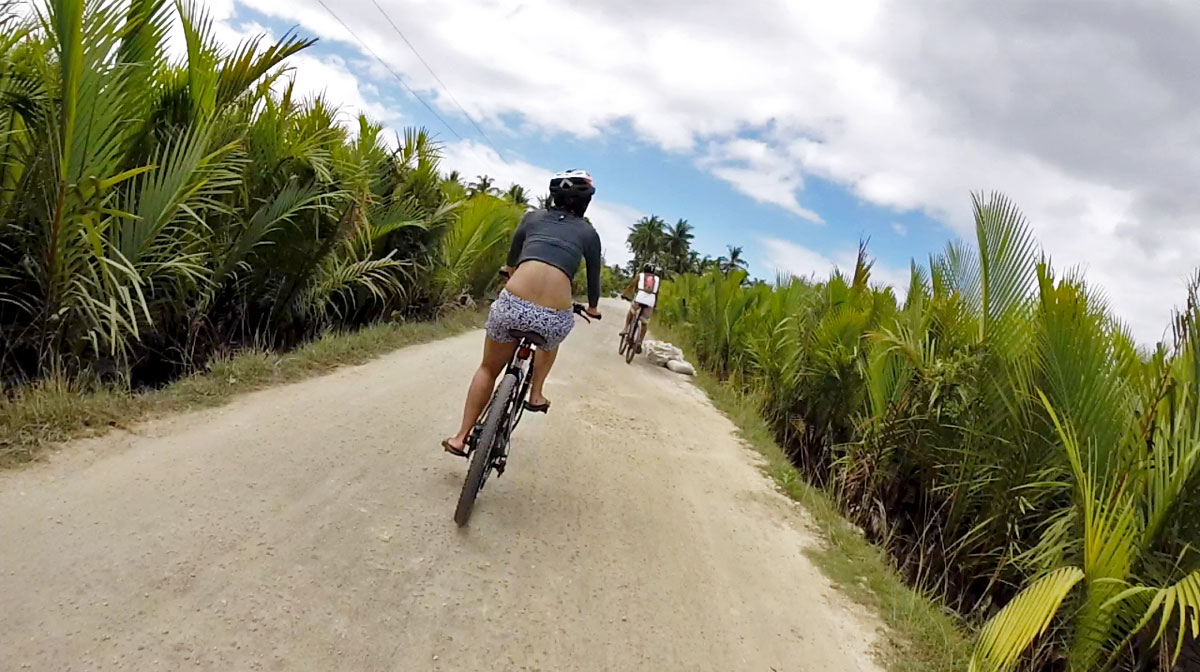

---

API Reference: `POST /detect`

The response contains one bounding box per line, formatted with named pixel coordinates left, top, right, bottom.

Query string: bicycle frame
left=455, top=276, right=597, bottom=526
left=627, top=301, right=647, bottom=325
left=467, top=336, right=537, bottom=475
left=503, top=339, right=538, bottom=439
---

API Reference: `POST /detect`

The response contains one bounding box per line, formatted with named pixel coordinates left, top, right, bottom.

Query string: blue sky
left=197, top=0, right=1200, bottom=343
left=229, top=10, right=945, bottom=283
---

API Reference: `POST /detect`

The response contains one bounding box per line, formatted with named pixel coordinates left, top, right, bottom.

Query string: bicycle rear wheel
left=618, top=330, right=628, bottom=355
left=455, top=373, right=517, bottom=527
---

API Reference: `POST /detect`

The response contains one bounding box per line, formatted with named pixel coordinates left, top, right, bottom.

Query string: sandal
left=442, top=438, right=468, bottom=458
left=523, top=400, right=551, bottom=413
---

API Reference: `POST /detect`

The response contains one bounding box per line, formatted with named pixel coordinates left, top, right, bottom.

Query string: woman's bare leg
left=528, top=345, right=559, bottom=407
left=447, top=336, right=517, bottom=450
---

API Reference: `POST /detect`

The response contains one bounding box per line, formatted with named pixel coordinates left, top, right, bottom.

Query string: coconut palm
left=717, top=245, right=748, bottom=274
left=467, top=174, right=497, bottom=197
left=665, top=218, right=694, bottom=274
left=503, top=183, right=530, bottom=208
left=627, top=215, right=666, bottom=270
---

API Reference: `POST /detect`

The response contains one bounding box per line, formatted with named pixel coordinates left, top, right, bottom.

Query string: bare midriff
left=503, top=260, right=574, bottom=311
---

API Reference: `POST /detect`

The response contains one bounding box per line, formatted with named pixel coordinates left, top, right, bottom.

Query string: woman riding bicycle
left=620, top=262, right=660, bottom=343
left=442, top=170, right=603, bottom=457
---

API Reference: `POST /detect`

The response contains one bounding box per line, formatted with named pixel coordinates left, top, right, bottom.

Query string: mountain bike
left=618, top=298, right=646, bottom=364
left=454, top=302, right=596, bottom=527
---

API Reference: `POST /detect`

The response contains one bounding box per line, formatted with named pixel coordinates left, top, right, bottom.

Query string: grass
left=653, top=324, right=972, bottom=672
left=0, top=308, right=486, bottom=466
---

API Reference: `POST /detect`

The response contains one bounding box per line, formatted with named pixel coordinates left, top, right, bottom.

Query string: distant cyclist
left=620, top=263, right=661, bottom=347
left=442, top=169, right=602, bottom=457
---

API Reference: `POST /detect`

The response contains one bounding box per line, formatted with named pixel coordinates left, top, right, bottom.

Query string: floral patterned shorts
left=484, top=290, right=575, bottom=350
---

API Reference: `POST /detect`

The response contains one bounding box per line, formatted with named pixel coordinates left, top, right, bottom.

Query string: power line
left=369, top=0, right=508, bottom=163
left=313, top=0, right=463, bottom=142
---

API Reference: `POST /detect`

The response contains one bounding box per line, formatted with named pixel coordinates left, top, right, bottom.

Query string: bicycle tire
left=618, top=331, right=628, bottom=355
left=454, top=373, right=518, bottom=527
left=624, top=321, right=638, bottom=364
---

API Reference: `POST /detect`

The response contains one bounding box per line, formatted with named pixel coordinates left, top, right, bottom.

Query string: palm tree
left=467, top=174, right=497, bottom=197
left=665, top=219, right=694, bottom=274
left=0, top=0, right=468, bottom=382
left=717, top=245, right=748, bottom=275
left=503, top=184, right=530, bottom=208
left=627, top=215, right=667, bottom=270
left=433, top=196, right=525, bottom=302
left=535, top=192, right=553, bottom=210
left=654, top=194, right=1200, bottom=670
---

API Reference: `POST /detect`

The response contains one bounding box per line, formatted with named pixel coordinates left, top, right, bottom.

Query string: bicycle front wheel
left=455, top=373, right=517, bottom=527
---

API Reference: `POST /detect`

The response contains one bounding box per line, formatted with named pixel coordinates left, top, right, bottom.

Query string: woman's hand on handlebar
left=498, top=266, right=511, bottom=279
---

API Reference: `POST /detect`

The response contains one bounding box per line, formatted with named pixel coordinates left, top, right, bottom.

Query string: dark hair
left=551, top=192, right=591, bottom=217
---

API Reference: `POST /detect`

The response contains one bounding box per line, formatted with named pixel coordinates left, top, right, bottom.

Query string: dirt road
left=0, top=298, right=884, bottom=671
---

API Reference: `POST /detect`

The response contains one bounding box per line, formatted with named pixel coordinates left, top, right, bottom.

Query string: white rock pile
left=641, top=340, right=696, bottom=376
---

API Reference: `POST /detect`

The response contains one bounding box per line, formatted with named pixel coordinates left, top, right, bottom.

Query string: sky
left=193, top=0, right=1200, bottom=344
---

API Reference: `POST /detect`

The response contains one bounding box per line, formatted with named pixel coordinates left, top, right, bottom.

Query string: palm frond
left=969, top=567, right=1084, bottom=672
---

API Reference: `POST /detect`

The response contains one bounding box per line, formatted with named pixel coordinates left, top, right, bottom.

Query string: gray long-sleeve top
left=506, top=207, right=603, bottom=307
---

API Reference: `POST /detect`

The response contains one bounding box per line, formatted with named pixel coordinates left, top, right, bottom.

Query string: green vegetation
left=625, top=214, right=720, bottom=276
left=658, top=194, right=1200, bottom=671
left=5, top=3, right=1196, bottom=670
left=625, top=213, right=748, bottom=277
left=0, top=0, right=542, bottom=463
left=655, top=320, right=972, bottom=672
left=600, top=263, right=630, bottom=297
left=0, top=1, right=521, bottom=393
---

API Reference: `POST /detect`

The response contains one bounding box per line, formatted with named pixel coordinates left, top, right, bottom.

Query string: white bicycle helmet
left=549, top=169, right=595, bottom=198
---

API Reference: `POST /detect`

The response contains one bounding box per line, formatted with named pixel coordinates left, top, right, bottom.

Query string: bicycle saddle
left=507, top=329, right=547, bottom=347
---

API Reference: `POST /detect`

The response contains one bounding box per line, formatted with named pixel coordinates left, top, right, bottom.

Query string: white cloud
left=163, top=12, right=402, bottom=131
left=166, top=3, right=647, bottom=267
left=439, top=141, right=546, bottom=199
left=585, top=201, right=641, bottom=267
left=222, top=0, right=1200, bottom=341
left=700, top=139, right=824, bottom=223
left=285, top=53, right=403, bottom=126
left=440, top=141, right=638, bottom=266
left=891, top=223, right=907, bottom=236
left=760, top=236, right=909, bottom=298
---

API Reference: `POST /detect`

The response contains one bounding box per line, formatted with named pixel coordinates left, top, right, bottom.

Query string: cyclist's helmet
left=643, top=262, right=658, bottom=275
left=549, top=169, right=594, bottom=216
